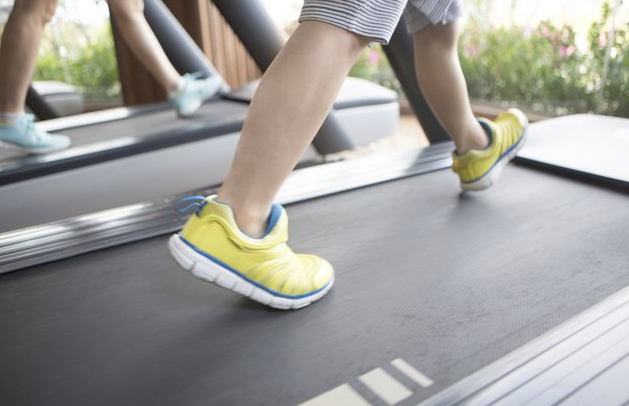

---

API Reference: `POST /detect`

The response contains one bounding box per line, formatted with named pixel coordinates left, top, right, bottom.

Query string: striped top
left=299, top=0, right=407, bottom=44
left=299, top=0, right=456, bottom=44
left=409, top=0, right=455, bottom=24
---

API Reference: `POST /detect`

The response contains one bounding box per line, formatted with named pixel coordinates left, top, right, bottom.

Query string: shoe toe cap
left=301, top=254, right=335, bottom=291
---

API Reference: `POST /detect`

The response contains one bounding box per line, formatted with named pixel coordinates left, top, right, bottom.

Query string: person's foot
left=452, top=108, right=528, bottom=191
left=168, top=196, right=335, bottom=309
left=0, top=114, right=70, bottom=154
left=169, top=73, right=222, bottom=117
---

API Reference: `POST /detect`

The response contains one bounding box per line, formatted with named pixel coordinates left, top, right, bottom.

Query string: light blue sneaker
left=169, top=73, right=223, bottom=117
left=0, top=114, right=70, bottom=154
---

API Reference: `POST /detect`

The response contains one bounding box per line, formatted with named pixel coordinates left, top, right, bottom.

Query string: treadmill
left=2, top=11, right=629, bottom=406
left=1, top=113, right=628, bottom=406
left=0, top=0, right=399, bottom=232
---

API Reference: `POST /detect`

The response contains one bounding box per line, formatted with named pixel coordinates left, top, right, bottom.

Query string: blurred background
left=0, top=0, right=627, bottom=145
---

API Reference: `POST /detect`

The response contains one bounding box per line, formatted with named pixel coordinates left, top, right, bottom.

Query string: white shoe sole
left=176, top=100, right=203, bottom=118
left=461, top=109, right=529, bottom=191
left=168, top=234, right=334, bottom=310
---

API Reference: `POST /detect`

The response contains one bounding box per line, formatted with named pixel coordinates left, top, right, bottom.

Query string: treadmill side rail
left=0, top=143, right=453, bottom=274
left=418, top=285, right=629, bottom=406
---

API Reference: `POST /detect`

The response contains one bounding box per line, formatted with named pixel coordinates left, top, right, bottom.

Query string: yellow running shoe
left=168, top=196, right=334, bottom=309
left=452, top=108, right=528, bottom=191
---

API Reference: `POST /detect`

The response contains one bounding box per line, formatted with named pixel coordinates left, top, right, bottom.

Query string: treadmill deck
left=1, top=165, right=628, bottom=406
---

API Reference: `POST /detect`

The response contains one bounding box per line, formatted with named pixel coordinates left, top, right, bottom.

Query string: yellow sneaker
left=168, top=196, right=335, bottom=309
left=452, top=108, right=528, bottom=191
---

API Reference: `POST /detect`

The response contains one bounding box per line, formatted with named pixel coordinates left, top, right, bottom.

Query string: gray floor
left=1, top=165, right=628, bottom=406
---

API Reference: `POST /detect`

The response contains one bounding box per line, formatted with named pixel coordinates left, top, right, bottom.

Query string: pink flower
left=366, top=50, right=381, bottom=66
left=559, top=44, right=577, bottom=58
left=559, top=45, right=567, bottom=57
left=567, top=44, right=576, bottom=56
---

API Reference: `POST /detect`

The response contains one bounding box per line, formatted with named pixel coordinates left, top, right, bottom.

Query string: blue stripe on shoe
left=461, top=125, right=528, bottom=184
left=179, top=235, right=331, bottom=300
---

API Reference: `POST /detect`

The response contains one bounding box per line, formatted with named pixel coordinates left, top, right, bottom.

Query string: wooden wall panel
left=114, top=0, right=262, bottom=106
left=111, top=18, right=165, bottom=106
left=197, top=1, right=262, bottom=87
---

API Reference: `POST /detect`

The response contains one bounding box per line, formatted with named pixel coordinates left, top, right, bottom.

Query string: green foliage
left=33, top=24, right=120, bottom=103
left=350, top=46, right=402, bottom=96
left=459, top=20, right=593, bottom=115
left=586, top=2, right=629, bottom=115
left=459, top=2, right=629, bottom=117
left=20, top=1, right=629, bottom=117
left=349, top=2, right=629, bottom=118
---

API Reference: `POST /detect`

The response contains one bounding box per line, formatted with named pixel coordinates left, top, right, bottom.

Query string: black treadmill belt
left=59, top=101, right=247, bottom=145
left=1, top=166, right=628, bottom=406
left=3, top=101, right=245, bottom=152
left=0, top=100, right=247, bottom=185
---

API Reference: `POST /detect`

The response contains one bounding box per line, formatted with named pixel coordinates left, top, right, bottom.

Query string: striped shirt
left=300, top=0, right=457, bottom=44
left=409, top=0, right=455, bottom=24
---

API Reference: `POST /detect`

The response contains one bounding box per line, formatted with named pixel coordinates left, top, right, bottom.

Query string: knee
left=107, top=0, right=144, bottom=23
left=352, top=36, right=373, bottom=56
left=413, top=22, right=459, bottom=55
left=299, top=21, right=370, bottom=63
left=12, top=0, right=59, bottom=25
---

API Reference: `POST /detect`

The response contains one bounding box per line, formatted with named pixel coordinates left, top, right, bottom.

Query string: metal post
left=211, top=0, right=354, bottom=154
left=209, top=0, right=283, bottom=71
left=383, top=21, right=450, bottom=144
left=142, top=0, right=226, bottom=89
left=26, top=85, right=59, bottom=120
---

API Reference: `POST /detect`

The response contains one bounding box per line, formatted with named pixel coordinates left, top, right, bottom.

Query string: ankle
left=169, top=77, right=186, bottom=96
left=455, top=122, right=489, bottom=154
left=235, top=210, right=269, bottom=239
left=0, top=111, right=24, bottom=124
left=216, top=194, right=270, bottom=238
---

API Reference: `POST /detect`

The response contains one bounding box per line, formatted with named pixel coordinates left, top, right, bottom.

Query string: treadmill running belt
left=1, top=165, right=628, bottom=406
left=6, top=101, right=246, bottom=151
left=0, top=100, right=248, bottom=186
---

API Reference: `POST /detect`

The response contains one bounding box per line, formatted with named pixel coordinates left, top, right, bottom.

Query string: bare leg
left=217, top=21, right=370, bottom=237
left=107, top=0, right=181, bottom=92
left=0, top=0, right=58, bottom=113
left=413, top=22, right=488, bottom=153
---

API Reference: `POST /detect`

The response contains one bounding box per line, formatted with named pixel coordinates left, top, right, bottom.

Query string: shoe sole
left=168, top=234, right=334, bottom=310
left=461, top=108, right=529, bottom=191
left=176, top=100, right=203, bottom=118
left=0, top=140, right=69, bottom=155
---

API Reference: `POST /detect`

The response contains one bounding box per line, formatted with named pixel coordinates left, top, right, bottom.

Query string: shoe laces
left=175, top=196, right=207, bottom=214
